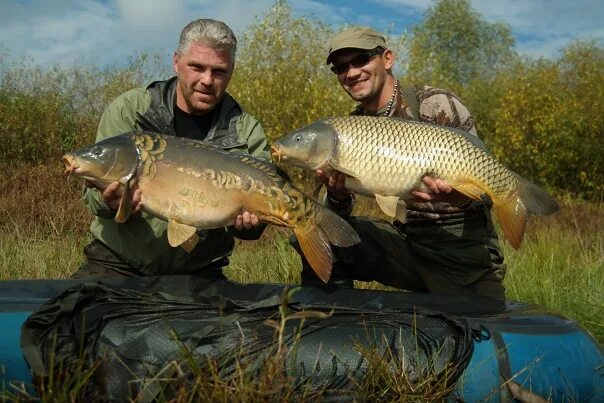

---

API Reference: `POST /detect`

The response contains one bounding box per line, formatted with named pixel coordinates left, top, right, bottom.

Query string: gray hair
left=177, top=19, right=237, bottom=62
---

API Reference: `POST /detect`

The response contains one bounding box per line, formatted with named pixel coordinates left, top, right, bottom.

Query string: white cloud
left=291, top=0, right=349, bottom=24
left=472, top=0, right=604, bottom=57
left=369, top=0, right=604, bottom=58
left=0, top=0, right=118, bottom=66
left=0, top=0, right=275, bottom=68
left=196, top=0, right=275, bottom=34
left=0, top=0, right=601, bottom=68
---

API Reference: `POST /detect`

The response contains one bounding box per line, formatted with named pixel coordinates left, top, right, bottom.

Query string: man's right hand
left=316, top=169, right=353, bottom=202
left=87, top=181, right=143, bottom=213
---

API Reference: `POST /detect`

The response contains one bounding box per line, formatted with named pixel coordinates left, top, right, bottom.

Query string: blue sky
left=1, top=0, right=602, bottom=69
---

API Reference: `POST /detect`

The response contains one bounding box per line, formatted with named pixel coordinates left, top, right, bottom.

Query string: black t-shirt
left=174, top=105, right=214, bottom=141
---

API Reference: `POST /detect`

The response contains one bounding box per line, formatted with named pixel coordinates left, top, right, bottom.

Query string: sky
left=1, top=0, right=603, bottom=70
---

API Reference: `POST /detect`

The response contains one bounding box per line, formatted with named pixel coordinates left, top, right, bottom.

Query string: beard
left=179, top=82, right=221, bottom=115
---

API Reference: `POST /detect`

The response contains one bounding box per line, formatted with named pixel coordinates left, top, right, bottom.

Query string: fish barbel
left=271, top=116, right=559, bottom=249
left=62, top=131, right=360, bottom=282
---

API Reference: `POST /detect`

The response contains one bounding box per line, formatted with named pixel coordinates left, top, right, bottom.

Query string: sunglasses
left=330, top=48, right=384, bottom=74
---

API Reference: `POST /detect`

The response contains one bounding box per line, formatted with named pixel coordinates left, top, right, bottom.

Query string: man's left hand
left=234, top=211, right=260, bottom=230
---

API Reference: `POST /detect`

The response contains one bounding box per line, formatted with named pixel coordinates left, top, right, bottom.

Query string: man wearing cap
left=298, top=26, right=506, bottom=299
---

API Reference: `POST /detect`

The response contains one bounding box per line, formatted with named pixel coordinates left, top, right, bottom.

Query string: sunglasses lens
left=330, top=50, right=380, bottom=74
left=330, top=65, right=343, bottom=74
left=350, top=53, right=371, bottom=68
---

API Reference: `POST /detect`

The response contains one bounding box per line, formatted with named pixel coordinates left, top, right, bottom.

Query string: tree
left=229, top=1, right=353, bottom=142
left=485, top=41, right=604, bottom=198
left=405, top=0, right=516, bottom=93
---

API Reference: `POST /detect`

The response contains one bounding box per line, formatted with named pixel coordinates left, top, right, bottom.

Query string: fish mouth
left=270, top=145, right=283, bottom=163
left=61, top=154, right=79, bottom=176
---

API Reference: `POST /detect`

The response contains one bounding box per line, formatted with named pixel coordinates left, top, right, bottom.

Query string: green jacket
left=84, top=77, right=270, bottom=275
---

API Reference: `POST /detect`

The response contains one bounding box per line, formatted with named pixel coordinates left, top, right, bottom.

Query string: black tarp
left=21, top=277, right=477, bottom=401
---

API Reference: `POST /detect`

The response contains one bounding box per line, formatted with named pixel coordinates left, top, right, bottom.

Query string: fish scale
left=327, top=116, right=518, bottom=198
left=272, top=115, right=558, bottom=249
left=62, top=131, right=361, bottom=283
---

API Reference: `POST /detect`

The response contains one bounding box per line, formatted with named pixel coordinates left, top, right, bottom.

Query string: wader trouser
left=294, top=207, right=506, bottom=299
left=72, top=239, right=229, bottom=280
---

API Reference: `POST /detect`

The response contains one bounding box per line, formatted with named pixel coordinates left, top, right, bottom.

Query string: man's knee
left=471, top=264, right=506, bottom=298
left=72, top=239, right=139, bottom=279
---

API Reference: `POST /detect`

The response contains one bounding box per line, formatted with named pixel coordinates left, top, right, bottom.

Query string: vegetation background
left=0, top=0, right=602, bottom=350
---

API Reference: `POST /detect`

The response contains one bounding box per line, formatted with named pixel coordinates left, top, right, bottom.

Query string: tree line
left=1, top=0, right=602, bottom=198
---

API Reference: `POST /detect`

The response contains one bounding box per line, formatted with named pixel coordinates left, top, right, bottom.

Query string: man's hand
left=88, top=180, right=143, bottom=213
left=316, top=169, right=353, bottom=202
left=234, top=211, right=260, bottom=230
left=410, top=176, right=468, bottom=206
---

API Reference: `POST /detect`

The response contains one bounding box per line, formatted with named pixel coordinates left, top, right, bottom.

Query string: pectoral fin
left=115, top=180, right=134, bottom=223
left=168, top=219, right=198, bottom=249
left=395, top=200, right=407, bottom=223
left=180, top=233, right=200, bottom=253
left=375, top=194, right=400, bottom=218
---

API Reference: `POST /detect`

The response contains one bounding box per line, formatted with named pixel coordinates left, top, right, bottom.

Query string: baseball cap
left=326, top=26, right=387, bottom=64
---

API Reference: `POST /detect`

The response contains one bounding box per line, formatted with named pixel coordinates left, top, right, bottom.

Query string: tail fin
left=493, top=193, right=528, bottom=249
left=294, top=206, right=361, bottom=283
left=294, top=225, right=334, bottom=283
left=315, top=206, right=361, bottom=247
left=517, top=178, right=559, bottom=216
left=492, top=177, right=559, bottom=249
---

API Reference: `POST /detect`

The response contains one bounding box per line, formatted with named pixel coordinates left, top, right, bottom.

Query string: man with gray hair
left=73, top=19, right=269, bottom=279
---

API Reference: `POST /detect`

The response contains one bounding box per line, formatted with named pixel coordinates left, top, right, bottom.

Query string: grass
left=504, top=200, right=604, bottom=343
left=1, top=162, right=603, bottom=345
left=0, top=163, right=602, bottom=401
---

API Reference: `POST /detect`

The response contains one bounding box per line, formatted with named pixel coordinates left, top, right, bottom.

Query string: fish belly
left=344, top=174, right=421, bottom=199
left=332, top=143, right=438, bottom=198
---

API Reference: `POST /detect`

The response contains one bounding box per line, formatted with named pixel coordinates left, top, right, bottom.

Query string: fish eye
left=294, top=135, right=301, bottom=142
left=91, top=146, right=103, bottom=157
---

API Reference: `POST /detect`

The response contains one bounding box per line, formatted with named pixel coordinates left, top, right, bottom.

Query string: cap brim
left=326, top=43, right=376, bottom=64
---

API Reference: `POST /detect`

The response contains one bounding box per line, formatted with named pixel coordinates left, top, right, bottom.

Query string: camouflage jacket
left=84, top=77, right=270, bottom=275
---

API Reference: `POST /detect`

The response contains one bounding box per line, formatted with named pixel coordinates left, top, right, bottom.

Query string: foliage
left=0, top=53, right=169, bottom=164
left=1, top=0, right=602, bottom=198
left=405, top=0, right=516, bottom=92
left=0, top=1, right=602, bottom=398
left=229, top=1, right=353, bottom=142
left=478, top=41, right=604, bottom=197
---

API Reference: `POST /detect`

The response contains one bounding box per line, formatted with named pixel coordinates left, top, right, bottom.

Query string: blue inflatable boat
left=0, top=278, right=602, bottom=401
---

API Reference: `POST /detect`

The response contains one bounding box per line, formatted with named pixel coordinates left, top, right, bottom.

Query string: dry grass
left=1, top=163, right=603, bottom=347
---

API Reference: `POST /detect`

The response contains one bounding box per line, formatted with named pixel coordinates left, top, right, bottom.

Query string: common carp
left=62, top=131, right=360, bottom=282
left=271, top=116, right=559, bottom=249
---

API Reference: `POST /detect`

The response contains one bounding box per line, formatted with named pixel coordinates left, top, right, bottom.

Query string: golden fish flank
left=177, top=187, right=220, bottom=208
left=272, top=116, right=559, bottom=249
left=62, top=131, right=360, bottom=283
